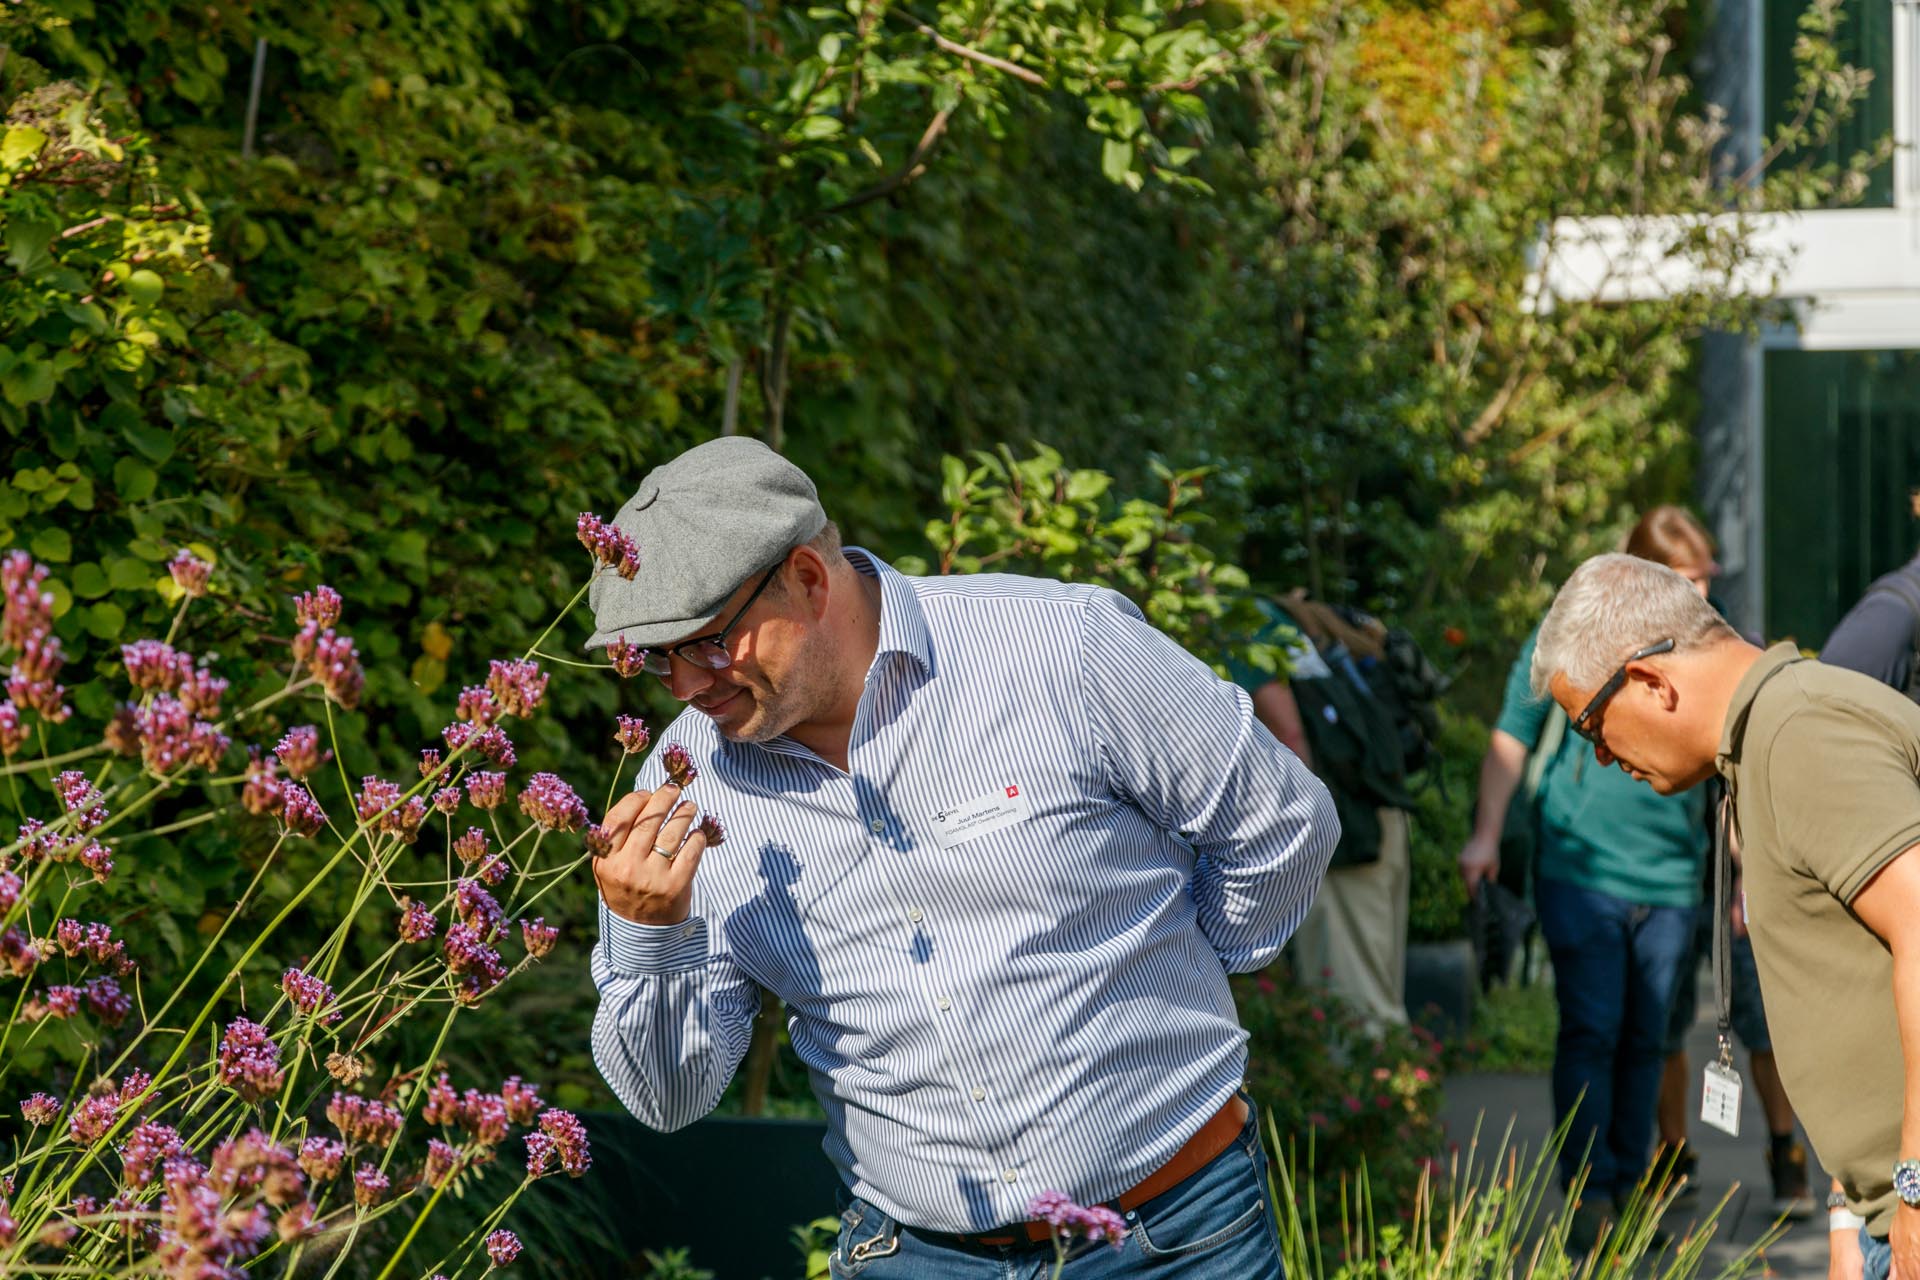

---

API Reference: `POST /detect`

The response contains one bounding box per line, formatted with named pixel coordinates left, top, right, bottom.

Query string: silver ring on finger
left=652, top=841, right=680, bottom=861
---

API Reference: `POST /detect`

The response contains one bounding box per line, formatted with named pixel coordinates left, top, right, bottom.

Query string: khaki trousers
left=1289, top=807, right=1410, bottom=1029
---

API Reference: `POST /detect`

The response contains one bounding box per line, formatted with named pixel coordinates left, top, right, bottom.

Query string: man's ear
left=786, top=546, right=833, bottom=620
left=1625, top=659, right=1679, bottom=711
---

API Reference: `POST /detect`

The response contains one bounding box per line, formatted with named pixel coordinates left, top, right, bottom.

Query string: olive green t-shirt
left=1717, top=643, right=1920, bottom=1235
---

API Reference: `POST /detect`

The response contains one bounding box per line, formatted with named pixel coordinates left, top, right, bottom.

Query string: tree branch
left=810, top=104, right=956, bottom=219
left=917, top=23, right=1044, bottom=86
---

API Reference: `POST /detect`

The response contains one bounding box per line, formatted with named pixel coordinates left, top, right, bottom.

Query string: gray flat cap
left=584, top=437, right=828, bottom=651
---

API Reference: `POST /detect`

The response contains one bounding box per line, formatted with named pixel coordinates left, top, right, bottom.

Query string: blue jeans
left=1861, top=1227, right=1891, bottom=1280
left=826, top=1101, right=1284, bottom=1278
left=1536, top=878, right=1696, bottom=1201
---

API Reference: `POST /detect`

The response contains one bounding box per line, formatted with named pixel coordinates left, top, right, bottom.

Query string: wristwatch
left=1893, top=1160, right=1920, bottom=1209
left=1829, top=1190, right=1850, bottom=1211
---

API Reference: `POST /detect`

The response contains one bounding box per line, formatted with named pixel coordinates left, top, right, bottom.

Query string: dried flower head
left=432, top=787, right=461, bottom=815
left=696, top=814, right=726, bottom=849
left=325, top=1053, right=367, bottom=1086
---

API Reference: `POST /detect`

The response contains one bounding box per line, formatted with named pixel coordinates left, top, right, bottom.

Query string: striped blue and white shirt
left=590, top=549, right=1338, bottom=1233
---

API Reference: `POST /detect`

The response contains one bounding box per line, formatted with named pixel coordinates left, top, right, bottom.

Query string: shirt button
left=680, top=923, right=697, bottom=938
left=1002, top=1169, right=1019, bottom=1184
left=869, top=818, right=885, bottom=834
left=971, top=1086, right=986, bottom=1102
left=936, top=996, right=952, bottom=1011
left=908, top=908, right=924, bottom=924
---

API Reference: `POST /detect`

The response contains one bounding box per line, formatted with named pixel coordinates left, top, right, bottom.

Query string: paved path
left=1439, top=990, right=1832, bottom=1277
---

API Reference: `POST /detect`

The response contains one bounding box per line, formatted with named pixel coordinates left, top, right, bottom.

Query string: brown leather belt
left=950, top=1093, right=1251, bottom=1248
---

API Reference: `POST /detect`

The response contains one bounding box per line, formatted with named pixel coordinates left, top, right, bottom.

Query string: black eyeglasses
left=1571, top=638, right=1675, bottom=743
left=641, top=564, right=783, bottom=678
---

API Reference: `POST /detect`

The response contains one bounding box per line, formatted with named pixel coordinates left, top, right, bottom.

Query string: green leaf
left=125, top=270, right=165, bottom=308
left=1, top=359, right=55, bottom=408
left=29, top=527, right=71, bottom=563
left=0, top=126, right=48, bottom=169
left=71, top=562, right=110, bottom=598
left=113, top=457, right=158, bottom=502
left=1100, top=137, right=1133, bottom=185
left=123, top=422, right=175, bottom=463
left=84, top=601, right=126, bottom=640
left=109, top=556, right=155, bottom=588
left=794, top=115, right=844, bottom=140
left=5, top=222, right=55, bottom=275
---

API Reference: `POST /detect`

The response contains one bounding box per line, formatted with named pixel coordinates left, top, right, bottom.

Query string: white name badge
left=1701, top=1062, right=1743, bottom=1137
left=932, top=785, right=1033, bottom=850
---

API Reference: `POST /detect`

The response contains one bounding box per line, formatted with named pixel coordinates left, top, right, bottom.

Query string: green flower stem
left=527, top=649, right=605, bottom=670
left=519, top=581, right=590, bottom=664
left=123, top=804, right=234, bottom=841
left=372, top=1179, right=453, bottom=1280
left=0, top=743, right=106, bottom=780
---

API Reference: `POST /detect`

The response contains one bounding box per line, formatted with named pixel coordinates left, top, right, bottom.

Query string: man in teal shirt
left=1460, top=624, right=1705, bottom=1244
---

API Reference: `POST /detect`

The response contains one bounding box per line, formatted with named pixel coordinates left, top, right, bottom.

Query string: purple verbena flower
left=168, top=550, right=212, bottom=598
left=0, top=870, right=18, bottom=913
left=120, top=639, right=191, bottom=693
left=241, top=750, right=284, bottom=817
left=177, top=666, right=228, bottom=718
left=486, top=659, right=548, bottom=719
left=697, top=814, right=726, bottom=848
left=486, top=1228, right=522, bottom=1267
left=69, top=1094, right=119, bottom=1145
left=444, top=925, right=506, bottom=990
left=216, top=1018, right=285, bottom=1102
left=299, top=1137, right=345, bottom=1183
left=282, top=968, right=341, bottom=1024
left=525, top=1131, right=556, bottom=1177
left=292, top=585, right=342, bottom=629
left=20, top=1092, right=59, bottom=1126
left=310, top=629, right=364, bottom=709
left=325, top=1093, right=403, bottom=1147
left=465, top=772, right=506, bottom=810
left=476, top=853, right=510, bottom=886
left=614, top=714, right=650, bottom=755
left=43, top=984, right=80, bottom=1018
left=422, top=1073, right=461, bottom=1126
left=576, top=512, right=641, bottom=579
left=55, top=770, right=106, bottom=829
left=352, top=1163, right=389, bottom=1206
left=79, top=839, right=114, bottom=884
left=432, top=786, right=461, bottom=815
left=605, top=638, right=647, bottom=678
left=659, top=742, right=699, bottom=789
left=455, top=879, right=504, bottom=936
left=120, top=1122, right=186, bottom=1187
left=520, top=918, right=558, bottom=959
left=1027, top=1191, right=1128, bottom=1248
left=453, top=827, right=489, bottom=863
left=279, top=783, right=327, bottom=837
left=583, top=823, right=614, bottom=858
left=423, top=1138, right=461, bottom=1188
left=459, top=1090, right=509, bottom=1146
left=455, top=684, right=498, bottom=725
left=84, top=976, right=131, bottom=1024
left=399, top=899, right=439, bottom=943
left=0, top=701, right=25, bottom=756
left=537, top=1109, right=591, bottom=1177
left=517, top=772, right=588, bottom=832
left=501, top=1077, right=543, bottom=1126
left=419, top=747, right=444, bottom=778
left=273, top=725, right=328, bottom=779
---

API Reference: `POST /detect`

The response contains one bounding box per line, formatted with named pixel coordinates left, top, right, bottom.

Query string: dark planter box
left=536, top=1111, right=840, bottom=1279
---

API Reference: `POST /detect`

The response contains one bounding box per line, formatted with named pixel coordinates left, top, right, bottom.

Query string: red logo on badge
left=1005, top=784, right=1020, bottom=798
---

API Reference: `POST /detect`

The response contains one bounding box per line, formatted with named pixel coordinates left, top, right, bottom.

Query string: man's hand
left=1832, top=1216, right=1866, bottom=1280
left=1459, top=833, right=1501, bottom=893
left=591, top=784, right=711, bottom=925
left=1892, top=1203, right=1920, bottom=1280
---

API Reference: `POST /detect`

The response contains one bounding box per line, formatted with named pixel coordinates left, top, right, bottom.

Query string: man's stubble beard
left=725, top=627, right=836, bottom=745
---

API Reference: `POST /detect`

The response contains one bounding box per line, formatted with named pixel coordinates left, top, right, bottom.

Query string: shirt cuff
left=599, top=903, right=710, bottom=975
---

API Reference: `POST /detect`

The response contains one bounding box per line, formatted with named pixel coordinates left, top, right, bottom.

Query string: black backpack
left=1271, top=594, right=1442, bottom=868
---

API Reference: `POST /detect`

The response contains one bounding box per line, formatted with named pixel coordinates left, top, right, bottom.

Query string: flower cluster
left=517, top=772, right=588, bottom=832
left=443, top=720, right=516, bottom=768
left=122, top=639, right=193, bottom=692
left=281, top=968, right=342, bottom=1024
left=398, top=899, right=439, bottom=943
left=697, top=814, right=726, bottom=848
left=132, top=693, right=229, bottom=776
left=520, top=918, right=558, bottom=959
left=290, top=589, right=364, bottom=708
left=444, top=924, right=507, bottom=1002
left=660, top=742, right=699, bottom=789
left=292, top=584, right=342, bottom=629
left=356, top=776, right=427, bottom=843
left=614, top=714, right=650, bottom=755
left=273, top=724, right=328, bottom=779
left=466, top=771, right=507, bottom=809
left=353, top=1163, right=389, bottom=1206
left=1027, top=1191, right=1129, bottom=1248
left=53, top=918, right=133, bottom=974
left=485, top=659, right=549, bottom=719
left=455, top=879, right=504, bottom=936
left=168, top=549, right=212, bottom=598
left=605, top=637, right=647, bottom=678
left=216, top=1018, right=285, bottom=1102
left=527, top=1108, right=591, bottom=1177
left=2, top=551, right=69, bottom=725
left=487, top=1229, right=522, bottom=1266
left=326, top=1092, right=405, bottom=1148
left=577, top=512, right=641, bottom=579
left=298, top=1137, right=345, bottom=1183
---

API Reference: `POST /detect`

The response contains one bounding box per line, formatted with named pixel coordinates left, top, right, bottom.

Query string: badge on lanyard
left=1701, top=1051, right=1743, bottom=1137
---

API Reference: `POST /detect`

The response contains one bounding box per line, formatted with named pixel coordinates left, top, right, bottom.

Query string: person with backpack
left=1456, top=506, right=1714, bottom=1253
left=1231, top=591, right=1435, bottom=1031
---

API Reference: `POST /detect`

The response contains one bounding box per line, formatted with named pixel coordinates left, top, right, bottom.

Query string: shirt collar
left=1714, top=640, right=1801, bottom=774
left=845, top=546, right=933, bottom=676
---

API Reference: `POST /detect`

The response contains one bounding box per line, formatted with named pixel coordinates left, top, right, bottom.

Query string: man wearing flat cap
left=585, top=436, right=1337, bottom=1276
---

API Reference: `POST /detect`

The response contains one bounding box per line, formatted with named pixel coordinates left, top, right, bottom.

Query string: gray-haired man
left=1528, top=552, right=1920, bottom=1280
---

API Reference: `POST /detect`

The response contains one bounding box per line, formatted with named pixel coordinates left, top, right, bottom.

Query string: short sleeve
left=1762, top=701, right=1920, bottom=902
left=1493, top=625, right=1552, bottom=749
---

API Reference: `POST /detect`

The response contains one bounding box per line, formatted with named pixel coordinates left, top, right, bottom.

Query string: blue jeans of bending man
left=826, top=1101, right=1285, bottom=1278
left=1537, top=878, right=1696, bottom=1203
